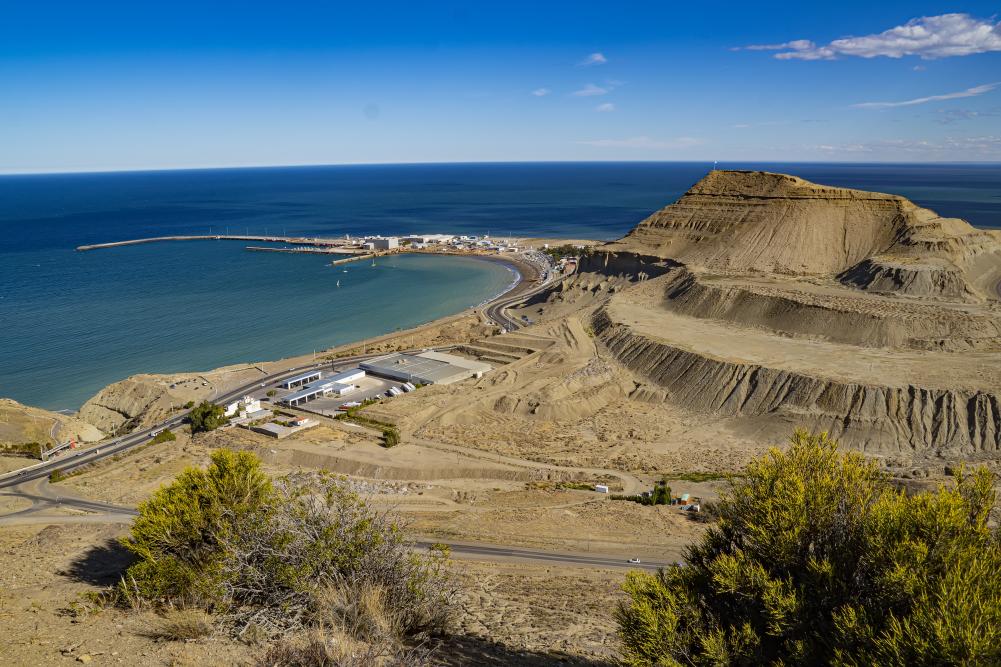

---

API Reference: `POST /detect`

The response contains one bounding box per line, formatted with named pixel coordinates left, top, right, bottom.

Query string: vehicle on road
left=628, top=558, right=642, bottom=564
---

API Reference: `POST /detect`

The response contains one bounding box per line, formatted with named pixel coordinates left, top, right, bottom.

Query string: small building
left=251, top=417, right=318, bottom=439
left=225, top=395, right=261, bottom=418
left=280, top=370, right=322, bottom=390
left=595, top=484, right=609, bottom=494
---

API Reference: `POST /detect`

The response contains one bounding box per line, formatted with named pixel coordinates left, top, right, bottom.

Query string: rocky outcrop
left=591, top=308, right=1001, bottom=454
left=838, top=256, right=979, bottom=301
left=78, top=376, right=182, bottom=433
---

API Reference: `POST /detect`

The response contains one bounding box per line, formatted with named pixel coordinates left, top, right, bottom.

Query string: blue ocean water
left=1, top=162, right=999, bottom=410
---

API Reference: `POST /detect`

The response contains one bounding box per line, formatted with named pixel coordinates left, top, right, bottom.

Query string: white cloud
left=579, top=52, right=608, bottom=66
left=573, top=83, right=609, bottom=97
left=738, top=13, right=1001, bottom=60
left=531, top=88, right=551, bottom=97
left=578, top=136, right=702, bottom=149
left=733, top=39, right=815, bottom=52
left=595, top=103, right=615, bottom=112
left=853, top=82, right=998, bottom=109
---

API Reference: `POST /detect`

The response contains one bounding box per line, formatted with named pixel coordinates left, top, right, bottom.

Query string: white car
left=628, top=558, right=642, bottom=564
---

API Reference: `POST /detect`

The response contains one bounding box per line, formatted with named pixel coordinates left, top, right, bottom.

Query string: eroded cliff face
left=591, top=308, right=1001, bottom=455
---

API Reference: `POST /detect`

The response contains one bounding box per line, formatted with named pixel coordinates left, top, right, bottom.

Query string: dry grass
left=149, top=608, right=214, bottom=641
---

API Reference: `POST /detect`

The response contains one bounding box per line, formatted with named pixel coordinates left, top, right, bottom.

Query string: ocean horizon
left=2, top=161, right=999, bottom=411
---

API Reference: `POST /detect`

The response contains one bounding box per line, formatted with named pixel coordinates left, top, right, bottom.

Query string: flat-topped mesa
left=601, top=170, right=1001, bottom=300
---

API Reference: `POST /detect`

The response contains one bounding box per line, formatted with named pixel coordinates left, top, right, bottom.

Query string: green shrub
left=120, top=449, right=272, bottom=605
left=382, top=426, right=400, bottom=448
left=0, top=441, right=43, bottom=459
left=49, top=469, right=67, bottom=483
left=616, top=430, right=1001, bottom=666
left=118, top=450, right=457, bottom=644
left=188, top=401, right=226, bottom=433
left=184, top=401, right=195, bottom=409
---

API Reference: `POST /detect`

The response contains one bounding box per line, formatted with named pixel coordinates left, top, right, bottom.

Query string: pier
left=76, top=234, right=346, bottom=252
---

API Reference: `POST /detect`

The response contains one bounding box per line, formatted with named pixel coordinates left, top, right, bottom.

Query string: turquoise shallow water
left=1, top=162, right=998, bottom=410
left=0, top=245, right=513, bottom=410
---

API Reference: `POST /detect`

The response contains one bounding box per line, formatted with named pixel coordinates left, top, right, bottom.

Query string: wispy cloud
left=531, top=88, right=551, bottom=97
left=814, top=136, right=1001, bottom=157
left=853, top=82, right=998, bottom=109
left=578, top=136, right=702, bottom=149
left=936, top=108, right=1001, bottom=124
left=595, top=103, right=615, bottom=112
left=573, top=83, right=609, bottom=97
left=579, top=52, right=608, bottom=66
left=736, top=13, right=1001, bottom=60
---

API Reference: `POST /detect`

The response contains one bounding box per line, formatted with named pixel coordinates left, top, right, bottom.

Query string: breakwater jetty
left=76, top=234, right=344, bottom=252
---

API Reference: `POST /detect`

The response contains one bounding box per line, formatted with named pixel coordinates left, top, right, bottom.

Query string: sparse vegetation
left=183, top=401, right=195, bottom=409
left=149, top=608, right=214, bottom=641
left=336, top=401, right=400, bottom=447
left=49, top=469, right=67, bottom=483
left=663, top=471, right=728, bottom=483
left=116, top=450, right=457, bottom=657
left=187, top=401, right=227, bottom=433
left=0, top=441, right=43, bottom=460
left=542, top=244, right=594, bottom=260
left=617, top=430, right=1001, bottom=666
left=266, top=389, right=276, bottom=397
left=150, top=429, right=176, bottom=444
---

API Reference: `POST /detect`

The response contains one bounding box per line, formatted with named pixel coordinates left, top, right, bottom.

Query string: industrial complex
left=274, top=350, right=491, bottom=410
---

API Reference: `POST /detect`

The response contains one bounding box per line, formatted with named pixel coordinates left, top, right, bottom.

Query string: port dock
left=76, top=235, right=345, bottom=252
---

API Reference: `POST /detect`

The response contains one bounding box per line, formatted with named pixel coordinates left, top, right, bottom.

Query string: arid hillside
left=508, top=171, right=1001, bottom=457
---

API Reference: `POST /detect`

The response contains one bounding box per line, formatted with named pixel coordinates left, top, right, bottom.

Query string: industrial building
left=279, top=368, right=365, bottom=407
left=402, top=234, right=455, bottom=245
left=360, top=351, right=490, bottom=386
left=280, top=370, right=322, bottom=389
left=365, top=237, right=398, bottom=250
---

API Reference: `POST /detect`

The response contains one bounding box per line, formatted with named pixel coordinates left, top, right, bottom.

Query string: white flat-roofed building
left=281, top=378, right=357, bottom=406
left=402, top=234, right=455, bottom=245
left=280, top=370, right=322, bottom=390
left=366, top=237, right=398, bottom=250
left=329, top=368, right=365, bottom=384
left=360, top=351, right=491, bottom=386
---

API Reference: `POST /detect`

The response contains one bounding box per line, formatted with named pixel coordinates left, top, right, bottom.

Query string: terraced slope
left=577, top=170, right=1001, bottom=454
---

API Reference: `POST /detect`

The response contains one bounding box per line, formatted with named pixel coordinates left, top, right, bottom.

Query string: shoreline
left=6, top=250, right=544, bottom=416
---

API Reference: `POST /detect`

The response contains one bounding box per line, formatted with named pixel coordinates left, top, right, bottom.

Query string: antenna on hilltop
left=712, top=160, right=718, bottom=172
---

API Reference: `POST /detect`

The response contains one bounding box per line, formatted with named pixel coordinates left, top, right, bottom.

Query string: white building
left=366, top=237, right=398, bottom=250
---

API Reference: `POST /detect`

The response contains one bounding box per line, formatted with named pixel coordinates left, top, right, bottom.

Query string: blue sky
left=2, top=1, right=1000, bottom=172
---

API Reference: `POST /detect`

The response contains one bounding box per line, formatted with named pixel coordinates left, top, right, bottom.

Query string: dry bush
left=258, top=625, right=431, bottom=667
left=221, top=472, right=458, bottom=640
left=149, top=608, right=214, bottom=641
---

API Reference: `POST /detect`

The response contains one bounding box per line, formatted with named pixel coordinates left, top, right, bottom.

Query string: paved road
left=0, top=353, right=392, bottom=490
left=485, top=256, right=559, bottom=331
